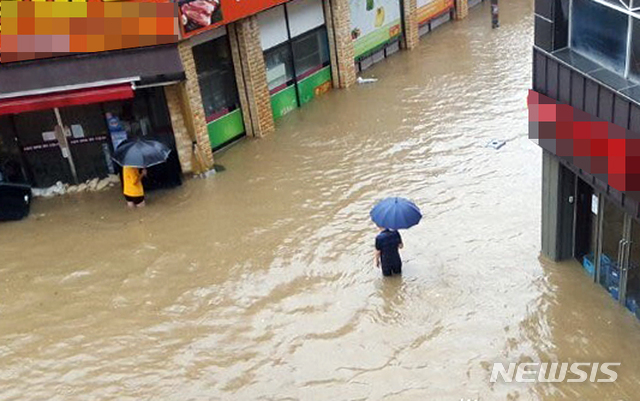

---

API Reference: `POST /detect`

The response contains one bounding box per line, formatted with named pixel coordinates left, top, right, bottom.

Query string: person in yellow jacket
left=122, top=166, right=147, bottom=208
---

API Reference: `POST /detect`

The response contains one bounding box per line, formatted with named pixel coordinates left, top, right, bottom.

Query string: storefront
left=559, top=167, right=640, bottom=319
left=192, top=28, right=246, bottom=150
left=258, top=0, right=333, bottom=120
left=416, top=0, right=454, bottom=37
left=0, top=45, right=186, bottom=190
left=349, top=0, right=402, bottom=71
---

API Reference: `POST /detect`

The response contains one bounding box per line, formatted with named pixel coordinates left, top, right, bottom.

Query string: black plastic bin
left=0, top=183, right=32, bottom=221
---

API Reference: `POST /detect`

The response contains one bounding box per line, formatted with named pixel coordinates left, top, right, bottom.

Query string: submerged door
left=574, top=178, right=598, bottom=276
left=621, top=217, right=640, bottom=316
left=598, top=198, right=626, bottom=300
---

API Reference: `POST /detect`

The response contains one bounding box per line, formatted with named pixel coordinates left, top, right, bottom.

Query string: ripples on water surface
left=2, top=1, right=640, bottom=400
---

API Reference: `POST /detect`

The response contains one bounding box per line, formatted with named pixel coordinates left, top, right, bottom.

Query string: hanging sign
left=592, top=194, right=599, bottom=215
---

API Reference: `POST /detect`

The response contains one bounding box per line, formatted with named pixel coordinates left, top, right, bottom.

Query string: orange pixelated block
left=2, top=0, right=178, bottom=63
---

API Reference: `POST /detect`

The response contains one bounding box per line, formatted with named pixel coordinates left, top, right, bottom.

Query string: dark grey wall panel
left=585, top=79, right=599, bottom=116
left=570, top=71, right=585, bottom=109
left=535, top=16, right=554, bottom=52
left=534, top=51, right=548, bottom=93
left=598, top=88, right=614, bottom=122
left=554, top=0, right=570, bottom=50
left=547, top=58, right=559, bottom=99
left=613, top=95, right=630, bottom=129
left=536, top=0, right=553, bottom=19
left=559, top=65, right=571, bottom=103
left=629, top=105, right=640, bottom=137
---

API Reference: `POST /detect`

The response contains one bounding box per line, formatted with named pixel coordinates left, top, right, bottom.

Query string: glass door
left=622, top=218, right=640, bottom=317
left=598, top=198, right=627, bottom=300
left=574, top=178, right=598, bottom=276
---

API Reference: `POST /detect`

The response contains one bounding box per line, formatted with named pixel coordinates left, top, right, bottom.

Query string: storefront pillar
left=454, top=0, right=469, bottom=20
left=227, top=17, right=275, bottom=137
left=402, top=0, right=419, bottom=50
left=324, top=0, right=357, bottom=88
left=164, top=84, right=195, bottom=174
left=541, top=150, right=575, bottom=261
left=177, top=42, right=215, bottom=170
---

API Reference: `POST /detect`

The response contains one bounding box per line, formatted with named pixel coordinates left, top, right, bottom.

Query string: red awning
left=0, top=84, right=134, bottom=116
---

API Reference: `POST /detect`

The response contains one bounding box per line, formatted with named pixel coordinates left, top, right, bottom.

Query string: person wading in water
left=122, top=166, right=147, bottom=208
left=374, top=226, right=403, bottom=276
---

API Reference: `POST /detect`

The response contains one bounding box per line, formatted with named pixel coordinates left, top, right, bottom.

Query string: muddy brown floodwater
left=3, top=1, right=640, bottom=400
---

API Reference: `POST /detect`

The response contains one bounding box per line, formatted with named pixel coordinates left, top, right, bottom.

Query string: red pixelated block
left=610, top=174, right=626, bottom=191
left=591, top=156, right=608, bottom=174
left=539, top=104, right=557, bottom=122
left=556, top=121, right=573, bottom=139
left=574, top=139, right=591, bottom=157
left=573, top=121, right=591, bottom=139
left=591, top=121, right=610, bottom=139
left=557, top=104, right=574, bottom=122
left=591, top=139, right=608, bottom=157
left=556, top=138, right=574, bottom=157
left=625, top=174, right=640, bottom=191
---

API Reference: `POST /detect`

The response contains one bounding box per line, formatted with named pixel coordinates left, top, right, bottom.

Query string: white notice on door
left=71, top=124, right=85, bottom=139
left=42, top=131, right=56, bottom=142
left=592, top=194, right=599, bottom=215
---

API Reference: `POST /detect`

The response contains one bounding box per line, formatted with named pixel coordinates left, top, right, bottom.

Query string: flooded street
left=3, top=1, right=640, bottom=399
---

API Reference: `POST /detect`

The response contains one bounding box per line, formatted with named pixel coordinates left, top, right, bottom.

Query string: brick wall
left=455, top=0, right=469, bottom=20
left=324, top=0, right=356, bottom=88
left=164, top=84, right=193, bottom=173
left=177, top=41, right=214, bottom=170
left=402, top=0, right=419, bottom=50
left=228, top=17, right=275, bottom=137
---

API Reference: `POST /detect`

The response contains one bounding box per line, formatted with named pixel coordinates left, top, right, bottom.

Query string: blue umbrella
left=370, top=197, right=422, bottom=230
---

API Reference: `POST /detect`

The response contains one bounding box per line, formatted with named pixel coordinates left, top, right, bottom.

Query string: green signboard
left=271, top=85, right=299, bottom=120
left=270, top=67, right=333, bottom=120
left=350, top=0, right=402, bottom=58
left=297, top=66, right=332, bottom=105
left=207, top=109, right=245, bottom=149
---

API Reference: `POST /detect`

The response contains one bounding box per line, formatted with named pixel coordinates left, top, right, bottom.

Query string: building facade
left=0, top=0, right=479, bottom=192
left=532, top=0, right=640, bottom=318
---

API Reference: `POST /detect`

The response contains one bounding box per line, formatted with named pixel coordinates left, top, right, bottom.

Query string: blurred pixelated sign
left=0, top=0, right=179, bottom=63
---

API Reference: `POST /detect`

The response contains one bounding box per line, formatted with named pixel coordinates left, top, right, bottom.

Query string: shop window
left=59, top=104, right=111, bottom=183
left=0, top=117, right=27, bottom=184
left=13, top=110, right=74, bottom=188
left=628, top=19, right=640, bottom=82
left=193, top=36, right=241, bottom=122
left=265, top=44, right=295, bottom=93
left=292, top=27, right=330, bottom=79
left=571, top=0, right=629, bottom=75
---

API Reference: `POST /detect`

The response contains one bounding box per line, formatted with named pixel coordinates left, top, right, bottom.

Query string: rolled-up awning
left=0, top=84, right=134, bottom=116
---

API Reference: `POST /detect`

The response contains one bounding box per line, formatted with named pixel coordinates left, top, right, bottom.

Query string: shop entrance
left=574, top=176, right=640, bottom=317
left=12, top=107, right=105, bottom=188
left=1, top=87, right=181, bottom=190
left=597, top=200, right=640, bottom=313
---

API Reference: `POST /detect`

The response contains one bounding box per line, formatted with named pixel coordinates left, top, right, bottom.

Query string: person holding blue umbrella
left=370, top=197, right=422, bottom=276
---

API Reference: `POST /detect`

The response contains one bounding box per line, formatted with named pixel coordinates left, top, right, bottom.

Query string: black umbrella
left=112, top=138, right=171, bottom=168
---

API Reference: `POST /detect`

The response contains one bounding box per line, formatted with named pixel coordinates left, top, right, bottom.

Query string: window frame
left=570, top=0, right=640, bottom=81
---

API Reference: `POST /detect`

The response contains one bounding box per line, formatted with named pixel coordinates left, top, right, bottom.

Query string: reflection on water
left=2, top=1, right=640, bottom=400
